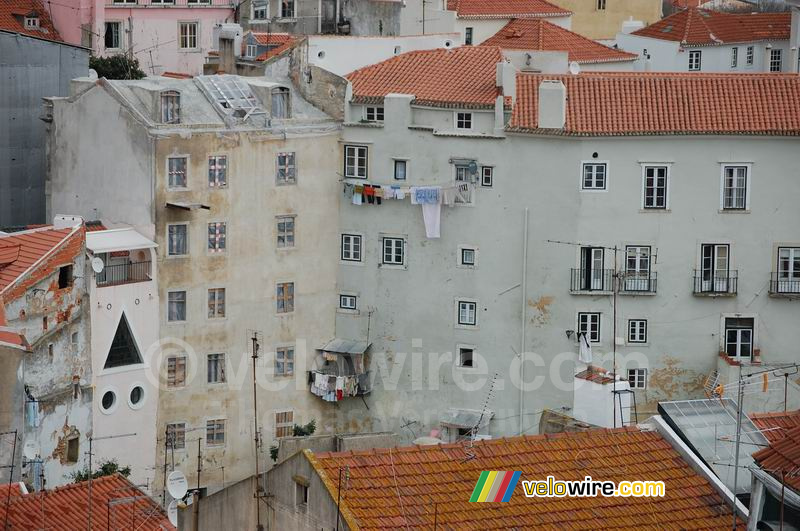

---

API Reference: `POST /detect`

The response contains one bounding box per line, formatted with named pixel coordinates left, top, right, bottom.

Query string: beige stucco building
left=550, top=0, right=662, bottom=40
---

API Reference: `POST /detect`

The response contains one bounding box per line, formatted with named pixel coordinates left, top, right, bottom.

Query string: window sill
left=455, top=324, right=479, bottom=330
left=167, top=187, right=189, bottom=192
left=165, top=254, right=190, bottom=260
left=569, top=290, right=613, bottom=296
left=580, top=189, right=608, bottom=193
left=178, top=49, right=202, bottom=54
left=166, top=320, right=187, bottom=325
left=337, top=308, right=360, bottom=315
left=718, top=209, right=750, bottom=214
left=340, top=259, right=365, bottom=267
left=693, top=292, right=737, bottom=298
left=379, top=263, right=406, bottom=270
left=768, top=291, right=800, bottom=299
left=276, top=312, right=295, bottom=317
left=638, top=209, right=670, bottom=213
left=626, top=342, right=649, bottom=348
left=618, top=290, right=657, bottom=296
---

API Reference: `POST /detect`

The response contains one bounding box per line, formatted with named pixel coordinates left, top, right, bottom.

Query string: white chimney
left=495, top=61, right=516, bottom=103
left=538, top=80, right=566, bottom=129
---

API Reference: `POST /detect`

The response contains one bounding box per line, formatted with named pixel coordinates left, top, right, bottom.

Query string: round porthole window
left=101, top=390, right=116, bottom=413
left=128, top=385, right=145, bottom=410
left=317, top=50, right=326, bottom=59
left=444, top=40, right=452, bottom=48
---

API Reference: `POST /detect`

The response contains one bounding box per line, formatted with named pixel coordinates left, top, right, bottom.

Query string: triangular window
left=104, top=313, right=142, bottom=368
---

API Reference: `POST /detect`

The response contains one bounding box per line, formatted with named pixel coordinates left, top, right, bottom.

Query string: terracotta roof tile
left=575, top=365, right=617, bottom=385
left=751, top=410, right=800, bottom=443
left=752, top=425, right=800, bottom=491
left=0, top=0, right=62, bottom=42
left=347, top=46, right=504, bottom=108
left=0, top=474, right=174, bottom=530
left=482, top=19, right=636, bottom=63
left=632, top=8, right=790, bottom=46
left=510, top=72, right=800, bottom=136
left=447, top=0, right=571, bottom=19
left=244, top=32, right=296, bottom=61
left=308, top=428, right=743, bottom=530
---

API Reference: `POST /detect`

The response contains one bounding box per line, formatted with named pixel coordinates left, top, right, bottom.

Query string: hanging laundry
left=442, top=186, right=457, bottom=206
left=578, top=333, right=592, bottom=364
left=411, top=186, right=440, bottom=205
left=422, top=203, right=441, bottom=238
left=352, top=184, right=364, bottom=205
left=382, top=186, right=394, bottom=199
left=394, top=187, right=406, bottom=200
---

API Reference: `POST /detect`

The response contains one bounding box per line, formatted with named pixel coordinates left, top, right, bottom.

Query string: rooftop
left=446, top=0, right=571, bottom=19
left=751, top=409, right=800, bottom=443
left=752, top=425, right=800, bottom=492
left=631, top=8, right=790, bottom=45
left=482, top=18, right=637, bottom=64
left=574, top=365, right=617, bottom=384
left=510, top=72, right=800, bottom=136
left=0, top=0, right=62, bottom=42
left=247, top=32, right=296, bottom=61
left=308, top=427, right=742, bottom=529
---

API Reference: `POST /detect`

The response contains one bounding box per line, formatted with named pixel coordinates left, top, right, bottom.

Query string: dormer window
left=246, top=44, right=257, bottom=58
left=161, top=90, right=180, bottom=124
left=24, top=16, right=39, bottom=28
left=271, top=87, right=290, bottom=119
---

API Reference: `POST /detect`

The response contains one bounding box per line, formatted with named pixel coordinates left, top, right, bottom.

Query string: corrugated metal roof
left=319, top=338, right=370, bottom=355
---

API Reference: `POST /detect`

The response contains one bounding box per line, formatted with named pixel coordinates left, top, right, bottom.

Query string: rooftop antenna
left=464, top=374, right=498, bottom=461
left=248, top=329, right=266, bottom=531
left=86, top=432, right=136, bottom=531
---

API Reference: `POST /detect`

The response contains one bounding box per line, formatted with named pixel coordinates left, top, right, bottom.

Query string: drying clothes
left=352, top=192, right=363, bottom=205
left=342, top=183, right=354, bottom=198
left=442, top=186, right=457, bottom=206
left=578, top=333, right=593, bottom=364
left=382, top=186, right=394, bottom=200
left=394, top=187, right=406, bottom=200
left=411, top=186, right=440, bottom=205
left=421, top=203, right=441, bottom=238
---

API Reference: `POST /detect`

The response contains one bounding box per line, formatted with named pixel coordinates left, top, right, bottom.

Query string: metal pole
left=732, top=367, right=743, bottom=531
left=252, top=333, right=262, bottom=529
left=87, top=436, right=93, bottom=531
left=519, top=208, right=529, bottom=435
left=162, top=428, right=169, bottom=506
left=196, top=438, right=201, bottom=492
left=4, top=430, right=17, bottom=530
left=780, top=469, right=785, bottom=531
left=612, top=246, right=618, bottom=428
left=335, top=467, right=342, bottom=531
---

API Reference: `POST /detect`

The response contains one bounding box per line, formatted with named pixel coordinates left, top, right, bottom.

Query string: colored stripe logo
left=469, top=471, right=521, bottom=502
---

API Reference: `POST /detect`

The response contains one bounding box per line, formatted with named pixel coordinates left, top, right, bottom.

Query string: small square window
left=578, top=312, right=600, bottom=343
left=66, top=437, right=79, bottom=463
left=341, top=234, right=362, bottom=261
left=179, top=22, right=198, bottom=50
left=277, top=152, right=296, bottom=184
left=246, top=44, right=257, bottom=58
left=455, top=112, right=472, bottom=130
left=627, top=368, right=647, bottom=389
left=280, top=0, right=295, bottom=17
left=275, top=346, right=294, bottom=376
left=207, top=353, right=226, bottom=383
left=277, top=216, right=295, bottom=248
left=168, top=291, right=187, bottom=322
left=207, top=288, right=225, bottom=318
left=168, top=157, right=187, bottom=189
left=167, top=356, right=187, bottom=387
left=461, top=248, right=475, bottom=266
left=344, top=145, right=367, bottom=179
left=365, top=106, right=384, bottom=122
left=25, top=16, right=40, bottom=28
left=458, top=347, right=474, bottom=367
left=206, top=419, right=226, bottom=446
left=277, top=282, right=294, bottom=313
left=208, top=155, right=227, bottom=188
left=58, top=265, right=74, bottom=289
left=295, top=482, right=309, bottom=508
left=582, top=163, right=606, bottom=190
left=104, top=21, right=121, bottom=49
left=382, top=237, right=404, bottom=265
left=394, top=160, right=407, bottom=181
left=457, top=301, right=477, bottom=326
left=339, top=294, right=357, bottom=310
left=480, top=166, right=493, bottom=187
left=253, top=2, right=268, bottom=19
left=208, top=222, right=227, bottom=253
left=275, top=410, right=293, bottom=438
left=166, top=422, right=186, bottom=449
left=168, top=224, right=188, bottom=256
left=688, top=50, right=701, bottom=71
left=627, top=319, right=647, bottom=343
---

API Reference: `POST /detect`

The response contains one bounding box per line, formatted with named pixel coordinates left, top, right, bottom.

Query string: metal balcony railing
left=570, top=268, right=614, bottom=293
left=693, top=270, right=738, bottom=295
left=769, top=273, right=800, bottom=295
left=96, top=261, right=152, bottom=287
left=108, top=0, right=235, bottom=7
left=619, top=272, right=657, bottom=294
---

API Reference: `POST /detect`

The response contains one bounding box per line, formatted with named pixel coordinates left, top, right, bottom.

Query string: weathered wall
left=179, top=475, right=258, bottom=531
left=0, top=346, right=24, bottom=484
left=343, top=0, right=401, bottom=36
left=550, top=0, right=662, bottom=40
left=0, top=32, right=88, bottom=226
left=289, top=46, right=348, bottom=120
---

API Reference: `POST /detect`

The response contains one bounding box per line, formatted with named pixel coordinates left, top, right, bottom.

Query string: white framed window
left=577, top=312, right=600, bottom=343
left=161, top=91, right=180, bottom=124
left=275, top=346, right=294, bottom=376
left=724, top=317, right=754, bottom=358
left=252, top=1, right=268, bottom=20
left=642, top=165, right=668, bottom=209
left=279, top=0, right=296, bottom=18
left=206, top=418, right=226, bottom=446
left=276, top=152, right=296, bottom=184
left=275, top=410, right=293, bottom=438
left=777, top=247, right=800, bottom=294
left=339, top=294, right=357, bottom=310
left=581, top=162, right=607, bottom=191
left=480, top=166, right=493, bottom=187
left=104, top=21, right=121, bottom=49
left=623, top=245, right=652, bottom=291
left=746, top=45, right=754, bottom=66
left=454, top=164, right=474, bottom=204
left=627, top=368, right=647, bottom=389
left=207, top=353, right=226, bottom=383
left=276, top=216, right=295, bottom=248
left=24, top=16, right=40, bottom=28
left=457, top=345, right=474, bottom=367
left=455, top=112, right=472, bottom=130
left=627, top=319, right=647, bottom=343
left=457, top=300, right=477, bottom=326
left=394, top=159, right=407, bottom=181
left=730, top=47, right=738, bottom=68
left=166, top=356, right=186, bottom=387
left=207, top=288, right=225, bottom=318
left=464, top=27, right=473, bottom=45
left=699, top=243, right=731, bottom=293
left=167, top=156, right=187, bottom=189
left=770, top=48, right=782, bottom=72
left=167, top=223, right=188, bottom=256
left=365, top=106, right=384, bottom=122
left=460, top=247, right=475, bottom=266
left=166, top=422, right=186, bottom=449
left=382, top=237, right=404, bottom=265
left=341, top=234, right=362, bottom=262
left=246, top=44, right=257, bottom=58
left=179, top=22, right=198, bottom=50
left=720, top=165, right=749, bottom=210
left=276, top=282, right=294, bottom=313
left=167, top=291, right=187, bottom=322
left=208, top=222, right=227, bottom=253
left=208, top=155, right=227, bottom=187
left=688, top=50, right=701, bottom=71
left=344, top=145, right=367, bottom=178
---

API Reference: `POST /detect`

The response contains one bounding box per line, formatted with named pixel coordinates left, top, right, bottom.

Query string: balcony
left=769, top=273, right=800, bottom=297
left=619, top=272, right=657, bottom=295
left=309, top=370, right=371, bottom=401
left=693, top=270, right=738, bottom=296
left=107, top=0, right=235, bottom=7
left=570, top=268, right=614, bottom=294
left=96, top=261, right=152, bottom=287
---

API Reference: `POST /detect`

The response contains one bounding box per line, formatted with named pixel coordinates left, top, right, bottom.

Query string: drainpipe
left=518, top=208, right=529, bottom=435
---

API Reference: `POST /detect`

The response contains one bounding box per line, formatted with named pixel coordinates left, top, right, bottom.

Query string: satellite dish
left=91, top=257, right=105, bottom=274
left=88, top=69, right=98, bottom=80
left=569, top=61, right=581, bottom=75
left=167, top=470, right=188, bottom=499
left=167, top=501, right=178, bottom=527
left=23, top=441, right=39, bottom=460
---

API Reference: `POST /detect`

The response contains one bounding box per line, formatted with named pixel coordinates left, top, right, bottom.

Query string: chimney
left=496, top=61, right=516, bottom=103
left=537, top=80, right=566, bottom=129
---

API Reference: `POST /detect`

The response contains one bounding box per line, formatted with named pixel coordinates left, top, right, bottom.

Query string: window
left=578, top=312, right=600, bottom=343
left=161, top=91, right=180, bottom=124
left=454, top=164, right=474, bottom=204
left=66, top=436, right=79, bottom=463
left=455, top=112, right=472, bottom=130
left=277, top=216, right=295, bottom=248
left=458, top=347, right=474, bottom=367
left=167, top=291, right=186, bottom=322
left=207, top=288, right=225, bottom=318
left=206, top=419, right=226, bottom=446
left=166, top=422, right=186, bottom=449
left=624, top=246, right=651, bottom=291
left=627, top=368, right=647, bottom=389
left=699, top=244, right=730, bottom=293
left=168, top=224, right=188, bottom=256
left=777, top=247, right=800, bottom=293
left=276, top=152, right=296, bottom=184
left=295, top=482, right=309, bottom=507
left=168, top=157, right=187, bottom=188
left=628, top=319, right=647, bottom=343
left=129, top=386, right=144, bottom=406
left=339, top=294, right=357, bottom=310
left=688, top=50, right=701, bottom=71
left=208, top=222, right=226, bottom=253
left=167, top=356, right=186, bottom=387
left=394, top=159, right=407, bottom=181
left=207, top=353, right=226, bottom=383
left=582, top=162, right=607, bottom=190
left=642, top=165, right=668, bottom=209
left=746, top=45, right=754, bottom=66
left=101, top=390, right=116, bottom=411
left=577, top=247, right=606, bottom=291
left=275, top=346, right=294, bottom=376
left=344, top=145, right=367, bottom=178
left=24, top=16, right=39, bottom=28
left=724, top=317, right=753, bottom=358
left=480, top=166, right=493, bottom=187
left=341, top=234, right=362, bottom=261
left=382, top=237, right=404, bottom=265
left=271, top=87, right=290, bottom=118
left=43, top=315, right=48, bottom=331
left=246, top=44, right=257, bottom=58
left=280, top=0, right=295, bottom=17
left=276, top=282, right=294, bottom=313
left=731, top=47, right=738, bottom=68
left=208, top=156, right=227, bottom=187
left=770, top=48, right=782, bottom=72
left=275, top=410, right=293, bottom=438
left=252, top=1, right=268, bottom=19
left=597, top=0, right=606, bottom=8
left=104, top=21, right=121, bottom=49
left=461, top=248, right=475, bottom=266
left=179, top=22, right=198, bottom=50
left=457, top=300, right=477, bottom=326
left=722, top=165, right=748, bottom=210
left=365, top=106, right=384, bottom=122
left=464, top=27, right=473, bottom=45
left=58, top=265, right=73, bottom=289
left=104, top=313, right=142, bottom=368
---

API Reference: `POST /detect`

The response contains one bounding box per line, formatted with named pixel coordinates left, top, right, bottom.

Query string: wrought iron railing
left=619, top=272, right=657, bottom=294
left=108, top=0, right=235, bottom=7
left=570, top=268, right=614, bottom=292
left=693, top=270, right=738, bottom=295
left=96, top=261, right=152, bottom=287
left=769, top=272, right=800, bottom=295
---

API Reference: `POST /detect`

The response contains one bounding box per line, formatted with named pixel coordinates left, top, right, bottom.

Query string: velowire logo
left=469, top=471, right=522, bottom=503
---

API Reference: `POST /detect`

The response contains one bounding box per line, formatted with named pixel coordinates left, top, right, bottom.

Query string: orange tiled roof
left=575, top=365, right=617, bottom=384
left=510, top=72, right=800, bottom=136
left=245, top=32, right=295, bottom=61
left=347, top=46, right=504, bottom=108
left=447, top=0, right=571, bottom=19
left=0, top=474, right=174, bottom=530
left=0, top=0, right=63, bottom=42
left=482, top=18, right=636, bottom=64
left=308, top=428, right=743, bottom=530
left=752, top=424, right=800, bottom=492
left=0, top=483, right=25, bottom=498
left=632, top=8, right=790, bottom=46
left=751, top=410, right=800, bottom=443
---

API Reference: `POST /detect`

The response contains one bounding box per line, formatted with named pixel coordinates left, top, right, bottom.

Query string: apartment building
left=548, top=0, right=662, bottom=40
left=332, top=45, right=800, bottom=439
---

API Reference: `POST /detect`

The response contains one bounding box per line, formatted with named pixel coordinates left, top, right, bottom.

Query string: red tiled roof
left=0, top=0, right=63, bottom=42
left=84, top=220, right=108, bottom=232
left=752, top=425, right=800, bottom=492
left=482, top=18, right=636, bottom=64
left=575, top=365, right=617, bottom=384
left=0, top=474, right=174, bottom=530
left=347, top=46, right=504, bottom=108
left=751, top=410, right=800, bottom=443
left=0, top=483, right=25, bottom=499
left=510, top=72, right=800, bottom=136
left=308, top=428, right=743, bottom=530
left=632, top=8, right=790, bottom=45
left=447, top=0, right=571, bottom=19
left=161, top=71, right=193, bottom=79
left=245, top=32, right=296, bottom=61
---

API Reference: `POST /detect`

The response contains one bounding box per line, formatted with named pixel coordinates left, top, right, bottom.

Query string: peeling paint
left=648, top=356, right=705, bottom=400
left=529, top=295, right=555, bottom=325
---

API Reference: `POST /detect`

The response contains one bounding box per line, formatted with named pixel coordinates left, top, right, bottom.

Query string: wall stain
left=529, top=295, right=555, bottom=325
left=648, top=356, right=705, bottom=400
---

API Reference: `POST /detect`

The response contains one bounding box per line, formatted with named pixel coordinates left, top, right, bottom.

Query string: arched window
left=161, top=90, right=180, bottom=124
